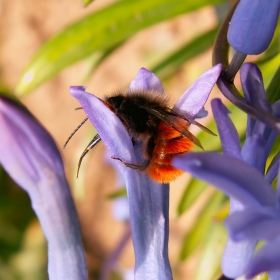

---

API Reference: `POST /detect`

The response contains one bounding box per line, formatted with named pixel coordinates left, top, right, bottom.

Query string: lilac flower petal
left=70, top=86, right=173, bottom=279
left=210, top=98, right=253, bottom=277
left=216, top=77, right=280, bottom=134
left=121, top=68, right=177, bottom=277
left=222, top=188, right=255, bottom=278
left=241, top=63, right=271, bottom=112
left=222, top=239, right=255, bottom=278
left=246, top=240, right=280, bottom=278
left=225, top=207, right=280, bottom=242
left=266, top=152, right=280, bottom=185
left=133, top=180, right=172, bottom=279
left=257, top=99, right=280, bottom=148
left=266, top=101, right=280, bottom=158
left=174, top=64, right=222, bottom=118
left=269, top=270, right=280, bottom=280
left=240, top=63, right=272, bottom=137
left=262, top=100, right=280, bottom=163
left=262, top=126, right=278, bottom=163
left=228, top=0, right=280, bottom=54
left=0, top=96, right=64, bottom=187
left=272, top=101, right=280, bottom=119
left=211, top=98, right=241, bottom=159
left=223, top=189, right=254, bottom=276
left=241, top=135, right=266, bottom=172
left=128, top=68, right=164, bottom=93
left=69, top=86, right=134, bottom=163
left=45, top=176, right=87, bottom=280
left=173, top=152, right=275, bottom=206
left=0, top=96, right=87, bottom=280
left=196, top=107, right=208, bottom=118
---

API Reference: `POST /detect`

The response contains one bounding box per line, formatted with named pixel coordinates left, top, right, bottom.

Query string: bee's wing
left=169, top=109, right=216, bottom=136
left=142, top=107, right=203, bottom=149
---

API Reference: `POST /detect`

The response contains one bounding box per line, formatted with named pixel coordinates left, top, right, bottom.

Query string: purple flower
left=228, top=0, right=280, bottom=54
left=69, top=65, right=222, bottom=279
left=173, top=63, right=280, bottom=278
left=0, top=96, right=87, bottom=280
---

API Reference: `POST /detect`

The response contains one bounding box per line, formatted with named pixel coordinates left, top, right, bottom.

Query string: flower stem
left=212, top=0, right=239, bottom=69
left=224, top=51, right=247, bottom=81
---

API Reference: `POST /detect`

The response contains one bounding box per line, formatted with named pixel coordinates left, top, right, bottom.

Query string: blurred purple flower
left=103, top=152, right=129, bottom=221
left=228, top=0, right=280, bottom=54
left=0, top=95, right=87, bottom=280
left=70, top=64, right=222, bottom=279
left=174, top=63, right=280, bottom=278
left=100, top=154, right=131, bottom=280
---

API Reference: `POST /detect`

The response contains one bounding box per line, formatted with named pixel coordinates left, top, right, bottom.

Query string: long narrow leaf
left=16, top=0, right=222, bottom=95
left=180, top=191, right=225, bottom=260
left=265, top=67, right=280, bottom=104
left=177, top=179, right=208, bottom=216
left=177, top=103, right=247, bottom=216
left=193, top=223, right=226, bottom=280
left=152, top=26, right=219, bottom=80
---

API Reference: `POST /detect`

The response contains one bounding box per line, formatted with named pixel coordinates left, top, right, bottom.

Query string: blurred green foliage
left=16, top=0, right=222, bottom=95
left=0, top=167, right=47, bottom=280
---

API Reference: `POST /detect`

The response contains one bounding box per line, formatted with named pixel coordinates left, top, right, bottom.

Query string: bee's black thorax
left=106, top=93, right=168, bottom=135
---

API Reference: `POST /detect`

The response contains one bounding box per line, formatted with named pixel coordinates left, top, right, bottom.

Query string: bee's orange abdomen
left=147, top=121, right=194, bottom=183
left=147, top=162, right=184, bottom=183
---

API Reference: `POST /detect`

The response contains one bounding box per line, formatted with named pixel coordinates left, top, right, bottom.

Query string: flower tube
left=70, top=65, right=222, bottom=279
left=0, top=95, right=87, bottom=280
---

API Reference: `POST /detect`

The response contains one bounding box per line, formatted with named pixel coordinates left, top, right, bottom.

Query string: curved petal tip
left=175, top=64, right=222, bottom=117
left=69, top=86, right=87, bottom=96
left=128, top=68, right=164, bottom=92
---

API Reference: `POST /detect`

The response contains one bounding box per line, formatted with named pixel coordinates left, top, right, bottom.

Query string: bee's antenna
left=63, top=117, right=89, bottom=149
left=76, top=134, right=101, bottom=178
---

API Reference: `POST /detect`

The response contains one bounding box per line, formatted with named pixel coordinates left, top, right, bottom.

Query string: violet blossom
left=0, top=95, right=87, bottom=280
left=69, top=65, right=222, bottom=279
left=100, top=153, right=131, bottom=280
left=173, top=63, right=280, bottom=279
left=213, top=0, right=280, bottom=135
left=228, top=0, right=280, bottom=55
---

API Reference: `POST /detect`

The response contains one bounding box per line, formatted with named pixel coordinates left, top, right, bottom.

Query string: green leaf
left=0, top=168, right=36, bottom=261
left=258, top=52, right=280, bottom=90
left=193, top=222, right=227, bottom=280
left=151, top=26, right=219, bottom=80
left=16, top=0, right=223, bottom=95
left=256, top=20, right=280, bottom=65
left=177, top=179, right=208, bottom=216
left=266, top=67, right=280, bottom=104
left=106, top=187, right=127, bottom=199
left=80, top=41, right=126, bottom=83
left=83, top=25, right=218, bottom=85
left=179, top=191, right=225, bottom=260
left=83, top=0, right=95, bottom=7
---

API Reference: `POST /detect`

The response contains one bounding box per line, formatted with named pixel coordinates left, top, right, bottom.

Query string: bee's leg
left=76, top=134, right=101, bottom=178
left=111, top=156, right=150, bottom=171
